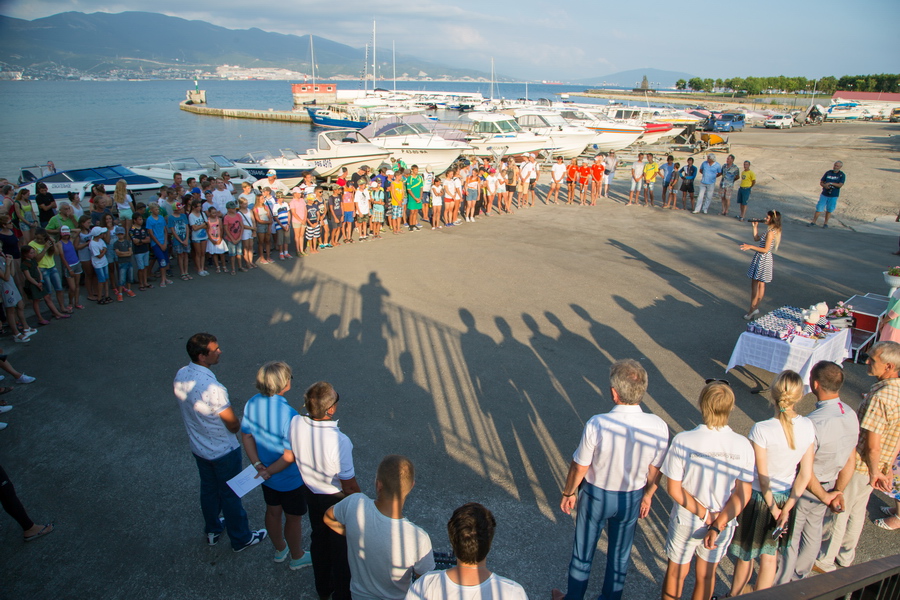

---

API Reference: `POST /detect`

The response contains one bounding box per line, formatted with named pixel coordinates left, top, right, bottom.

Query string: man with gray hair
left=553, top=359, right=670, bottom=600
left=815, top=341, right=900, bottom=572
left=718, top=154, right=740, bottom=217
left=692, top=153, right=722, bottom=214
left=808, top=161, right=845, bottom=228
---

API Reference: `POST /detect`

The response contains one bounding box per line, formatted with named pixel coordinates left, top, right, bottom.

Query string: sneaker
left=822, top=224, right=829, bottom=229
left=0, top=405, right=12, bottom=414
left=207, top=517, right=225, bottom=546
left=289, top=551, right=313, bottom=570
left=16, top=374, right=35, bottom=384
left=199, top=271, right=209, bottom=276
left=284, top=253, right=293, bottom=259
left=807, top=222, right=816, bottom=227
left=125, top=289, right=136, bottom=298
left=116, top=291, right=123, bottom=302
left=234, top=529, right=268, bottom=553
left=274, top=546, right=290, bottom=563
left=279, top=253, right=285, bottom=260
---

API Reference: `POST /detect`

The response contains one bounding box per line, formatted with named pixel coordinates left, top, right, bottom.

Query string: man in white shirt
left=628, top=153, right=645, bottom=205
left=549, top=156, right=566, bottom=204
left=325, top=455, right=434, bottom=600
left=290, top=381, right=360, bottom=600
left=254, top=169, right=290, bottom=196
left=660, top=381, right=754, bottom=600
left=173, top=333, right=267, bottom=552
left=553, top=359, right=669, bottom=600
left=211, top=178, right=232, bottom=215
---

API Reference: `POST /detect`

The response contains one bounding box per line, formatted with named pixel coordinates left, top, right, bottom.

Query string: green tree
left=675, top=79, right=686, bottom=90
left=715, top=78, right=723, bottom=90
left=688, top=77, right=704, bottom=91
left=818, top=76, right=837, bottom=94
left=702, top=78, right=715, bottom=92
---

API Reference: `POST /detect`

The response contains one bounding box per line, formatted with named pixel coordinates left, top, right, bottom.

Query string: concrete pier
left=179, top=100, right=312, bottom=123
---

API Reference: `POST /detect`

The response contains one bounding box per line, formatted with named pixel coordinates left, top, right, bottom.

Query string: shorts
left=305, top=223, right=321, bottom=240
left=342, top=212, right=355, bottom=223
left=117, top=208, right=133, bottom=220
left=737, top=187, right=752, bottom=206
left=431, top=196, right=443, bottom=206
left=719, top=185, right=735, bottom=200
left=643, top=181, right=655, bottom=191
left=665, top=508, right=735, bottom=565
left=466, top=189, right=478, bottom=203
left=262, top=484, right=308, bottom=516
left=134, top=252, right=150, bottom=270
left=172, top=241, right=189, bottom=255
left=630, top=178, right=643, bottom=191
left=816, top=194, right=838, bottom=213
left=356, top=214, right=370, bottom=223
left=275, top=229, right=288, bottom=246
left=241, top=229, right=254, bottom=241
left=372, top=207, right=385, bottom=223
left=505, top=185, right=517, bottom=193
left=604, top=171, right=615, bottom=183
left=150, top=244, right=169, bottom=267
left=256, top=223, right=270, bottom=234
left=67, top=262, right=83, bottom=276
left=681, top=181, right=695, bottom=194
left=19, top=221, right=34, bottom=232
left=225, top=240, right=241, bottom=256
left=422, top=191, right=431, bottom=203
left=117, top=261, right=133, bottom=287
left=391, top=205, right=403, bottom=219
left=95, top=264, right=109, bottom=283
left=39, top=266, right=63, bottom=293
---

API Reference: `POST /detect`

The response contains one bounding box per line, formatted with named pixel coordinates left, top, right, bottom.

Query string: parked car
left=711, top=113, right=746, bottom=132
left=765, top=115, right=793, bottom=129
left=890, top=108, right=900, bottom=123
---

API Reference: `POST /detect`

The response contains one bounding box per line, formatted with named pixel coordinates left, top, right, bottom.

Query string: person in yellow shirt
left=642, top=153, right=660, bottom=207
left=736, top=161, right=756, bottom=221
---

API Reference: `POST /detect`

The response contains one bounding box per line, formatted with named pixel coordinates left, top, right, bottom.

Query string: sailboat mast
left=372, top=21, right=377, bottom=90
left=309, top=35, right=316, bottom=88
left=392, top=41, right=396, bottom=91
left=490, top=57, right=494, bottom=101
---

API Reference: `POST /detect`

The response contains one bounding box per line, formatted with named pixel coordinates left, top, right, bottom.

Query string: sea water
left=0, top=80, right=615, bottom=178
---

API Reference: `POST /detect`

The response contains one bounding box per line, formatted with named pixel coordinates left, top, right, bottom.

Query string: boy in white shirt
left=550, top=156, right=566, bottom=204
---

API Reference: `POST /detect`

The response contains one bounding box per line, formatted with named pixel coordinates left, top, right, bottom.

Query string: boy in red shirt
left=590, top=156, right=606, bottom=206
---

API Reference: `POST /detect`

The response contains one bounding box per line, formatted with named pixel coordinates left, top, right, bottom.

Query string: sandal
left=24, top=523, right=54, bottom=542
left=181, top=275, right=189, bottom=281
left=54, top=314, right=71, bottom=320
left=37, top=320, right=51, bottom=326
left=74, top=304, right=85, bottom=309
left=0, top=387, right=13, bottom=395
left=138, top=286, right=146, bottom=291
left=875, top=517, right=900, bottom=531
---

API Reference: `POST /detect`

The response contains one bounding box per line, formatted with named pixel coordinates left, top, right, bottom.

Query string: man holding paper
left=174, top=332, right=267, bottom=552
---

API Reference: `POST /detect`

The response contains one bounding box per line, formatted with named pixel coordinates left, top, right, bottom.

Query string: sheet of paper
left=227, top=464, right=265, bottom=498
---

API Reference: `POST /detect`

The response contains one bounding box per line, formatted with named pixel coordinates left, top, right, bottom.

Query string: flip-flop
left=0, top=387, right=13, bottom=395
left=37, top=320, right=51, bottom=326
left=54, top=314, right=71, bottom=319
left=875, top=517, right=900, bottom=531
left=24, top=523, right=54, bottom=542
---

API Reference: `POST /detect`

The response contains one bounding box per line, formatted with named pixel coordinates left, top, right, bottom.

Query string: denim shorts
left=95, top=265, right=109, bottom=283
left=134, top=252, right=150, bottom=270
left=172, top=241, right=189, bottom=255
left=816, top=194, right=838, bottom=213
left=118, top=261, right=133, bottom=286
left=40, top=266, right=63, bottom=293
left=150, top=244, right=169, bottom=267
left=225, top=240, right=241, bottom=257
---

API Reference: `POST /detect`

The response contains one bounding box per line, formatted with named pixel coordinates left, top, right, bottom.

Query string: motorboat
left=232, top=151, right=316, bottom=187
left=306, top=105, right=371, bottom=129
left=555, top=108, right=645, bottom=151
left=301, top=130, right=391, bottom=177
left=507, top=109, right=596, bottom=159
left=18, top=163, right=160, bottom=206
left=129, top=155, right=255, bottom=186
left=359, top=116, right=472, bottom=174
left=824, top=102, right=873, bottom=121
left=454, top=112, right=550, bottom=158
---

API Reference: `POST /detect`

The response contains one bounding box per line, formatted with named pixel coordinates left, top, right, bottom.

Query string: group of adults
left=173, top=328, right=900, bottom=600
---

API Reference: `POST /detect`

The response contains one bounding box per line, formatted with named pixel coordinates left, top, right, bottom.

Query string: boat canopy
left=361, top=115, right=469, bottom=142
left=319, top=130, right=373, bottom=150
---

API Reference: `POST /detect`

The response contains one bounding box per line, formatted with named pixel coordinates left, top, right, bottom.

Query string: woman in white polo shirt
left=727, top=370, right=815, bottom=595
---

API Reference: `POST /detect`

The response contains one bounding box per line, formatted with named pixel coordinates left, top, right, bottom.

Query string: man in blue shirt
left=809, top=161, right=845, bottom=228
left=693, top=153, right=722, bottom=214
left=679, top=157, right=698, bottom=210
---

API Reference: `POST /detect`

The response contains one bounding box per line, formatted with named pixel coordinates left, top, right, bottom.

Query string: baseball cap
left=225, top=200, right=237, bottom=209
left=191, top=187, right=201, bottom=195
left=114, top=226, right=125, bottom=235
left=291, top=187, right=303, bottom=194
left=60, top=225, right=71, bottom=234
left=89, top=226, right=107, bottom=237
left=267, top=169, right=277, bottom=177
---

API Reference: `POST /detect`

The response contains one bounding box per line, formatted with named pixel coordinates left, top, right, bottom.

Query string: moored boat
left=232, top=151, right=316, bottom=187
left=360, top=116, right=472, bottom=174
left=19, top=164, right=160, bottom=206
left=302, top=130, right=391, bottom=177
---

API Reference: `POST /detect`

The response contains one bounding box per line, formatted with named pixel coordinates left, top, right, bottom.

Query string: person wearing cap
left=369, top=178, right=386, bottom=237
left=112, top=226, right=136, bottom=300
left=602, top=151, right=618, bottom=199
left=549, top=157, right=566, bottom=205
left=271, top=192, right=293, bottom=260
left=693, top=153, right=722, bottom=214
left=223, top=201, right=246, bottom=273
left=289, top=187, right=308, bottom=256
left=254, top=169, right=290, bottom=196
left=88, top=226, right=112, bottom=304
left=167, top=202, right=192, bottom=280
left=56, top=225, right=84, bottom=312
left=350, top=166, right=368, bottom=189
left=289, top=381, right=360, bottom=600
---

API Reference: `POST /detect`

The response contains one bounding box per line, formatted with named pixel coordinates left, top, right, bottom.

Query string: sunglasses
left=705, top=378, right=731, bottom=386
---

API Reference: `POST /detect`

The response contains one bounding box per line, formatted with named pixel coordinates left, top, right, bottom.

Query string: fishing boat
left=18, top=164, right=160, bottom=205
left=301, top=130, right=391, bottom=177
left=306, top=105, right=371, bottom=129
left=129, top=155, right=255, bottom=186
left=360, top=116, right=472, bottom=174
left=232, top=151, right=316, bottom=187
left=455, top=112, right=550, bottom=158
left=508, top=109, right=596, bottom=159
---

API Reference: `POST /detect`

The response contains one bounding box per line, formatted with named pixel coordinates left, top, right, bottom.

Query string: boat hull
left=306, top=107, right=369, bottom=129
left=306, top=152, right=391, bottom=178
left=375, top=140, right=469, bottom=174
left=466, top=135, right=551, bottom=158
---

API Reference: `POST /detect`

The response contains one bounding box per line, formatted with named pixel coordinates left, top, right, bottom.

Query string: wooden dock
left=179, top=100, right=312, bottom=124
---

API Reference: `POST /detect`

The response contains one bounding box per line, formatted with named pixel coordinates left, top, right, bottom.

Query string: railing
left=743, top=554, right=900, bottom=599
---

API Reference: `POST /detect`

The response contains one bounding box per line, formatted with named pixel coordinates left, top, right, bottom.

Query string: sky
left=1, top=0, right=897, bottom=81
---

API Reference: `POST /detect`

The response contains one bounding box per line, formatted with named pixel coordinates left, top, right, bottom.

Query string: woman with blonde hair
left=112, top=179, right=135, bottom=235
left=241, top=361, right=311, bottom=570
left=13, top=188, right=37, bottom=244
left=740, top=210, right=782, bottom=320
left=726, top=370, right=815, bottom=596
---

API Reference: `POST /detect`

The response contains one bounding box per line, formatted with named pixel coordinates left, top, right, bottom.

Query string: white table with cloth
left=726, top=328, right=851, bottom=392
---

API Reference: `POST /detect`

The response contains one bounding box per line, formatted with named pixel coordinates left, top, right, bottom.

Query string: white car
left=765, top=115, right=793, bottom=129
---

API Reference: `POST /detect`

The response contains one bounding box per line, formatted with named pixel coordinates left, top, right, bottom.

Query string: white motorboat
left=455, top=112, right=550, bottom=158
left=508, top=109, right=596, bottom=159
left=360, top=116, right=472, bottom=174
left=302, top=130, right=391, bottom=177
left=129, top=155, right=255, bottom=186
left=555, top=108, right=645, bottom=151
left=18, top=163, right=160, bottom=207
left=232, top=151, right=317, bottom=187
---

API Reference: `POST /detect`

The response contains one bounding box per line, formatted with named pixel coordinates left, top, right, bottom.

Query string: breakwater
left=179, top=100, right=312, bottom=123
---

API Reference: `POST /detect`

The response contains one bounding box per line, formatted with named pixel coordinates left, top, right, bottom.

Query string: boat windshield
left=66, top=168, right=106, bottom=181
left=237, top=151, right=276, bottom=163
left=171, top=158, right=204, bottom=170
left=497, top=119, right=522, bottom=133
left=209, top=155, right=236, bottom=168
left=560, top=110, right=591, bottom=121
left=380, top=123, right=420, bottom=137
left=280, top=149, right=301, bottom=160
left=40, top=172, right=76, bottom=183
left=541, top=114, right=568, bottom=127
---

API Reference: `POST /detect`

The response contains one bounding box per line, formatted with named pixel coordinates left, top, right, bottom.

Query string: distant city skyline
left=2, top=0, right=895, bottom=81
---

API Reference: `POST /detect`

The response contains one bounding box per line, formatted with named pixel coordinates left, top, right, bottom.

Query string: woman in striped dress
left=740, top=210, right=782, bottom=321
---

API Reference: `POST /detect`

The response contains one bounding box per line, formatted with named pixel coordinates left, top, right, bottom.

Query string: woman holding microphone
left=740, top=210, right=782, bottom=321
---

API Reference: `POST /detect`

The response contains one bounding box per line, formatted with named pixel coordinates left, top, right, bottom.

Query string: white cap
left=89, top=226, right=107, bottom=237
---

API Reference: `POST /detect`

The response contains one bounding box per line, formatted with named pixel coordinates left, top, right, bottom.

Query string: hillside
left=0, top=11, right=502, bottom=80
left=579, top=68, right=696, bottom=89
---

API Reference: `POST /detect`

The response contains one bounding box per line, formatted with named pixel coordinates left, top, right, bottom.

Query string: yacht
left=360, top=117, right=472, bottom=174
left=456, top=112, right=550, bottom=158
left=555, top=108, right=645, bottom=151
left=301, top=130, right=391, bottom=177
left=129, top=155, right=255, bottom=186
left=232, top=151, right=316, bottom=187
left=508, top=109, right=596, bottom=159
left=18, top=164, right=160, bottom=206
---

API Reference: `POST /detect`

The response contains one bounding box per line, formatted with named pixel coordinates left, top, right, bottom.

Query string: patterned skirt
left=747, top=252, right=773, bottom=283
left=729, top=489, right=796, bottom=561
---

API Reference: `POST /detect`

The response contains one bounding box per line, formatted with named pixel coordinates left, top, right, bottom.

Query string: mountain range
left=578, top=68, right=696, bottom=89
left=0, top=11, right=501, bottom=80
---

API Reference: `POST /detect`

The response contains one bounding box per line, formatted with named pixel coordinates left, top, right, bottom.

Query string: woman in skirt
left=740, top=210, right=781, bottom=321
left=727, top=370, right=815, bottom=595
